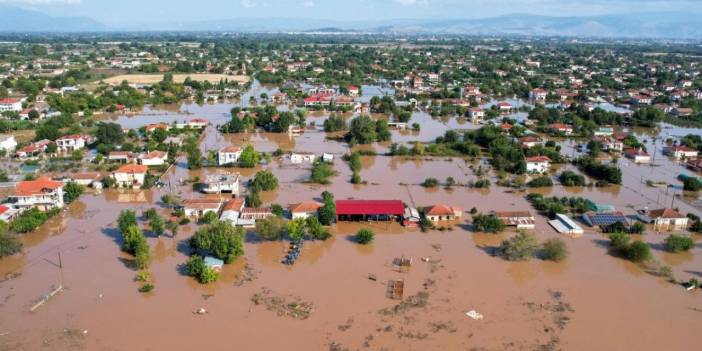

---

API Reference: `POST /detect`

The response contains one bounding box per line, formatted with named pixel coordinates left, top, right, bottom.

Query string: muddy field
left=99, top=73, right=250, bottom=86
left=1, top=101, right=701, bottom=351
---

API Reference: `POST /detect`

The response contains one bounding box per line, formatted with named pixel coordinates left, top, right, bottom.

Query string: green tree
left=317, top=191, right=336, bottom=225
left=150, top=215, right=165, bottom=236
left=251, top=170, right=278, bottom=191
left=239, top=144, right=260, bottom=168
left=254, top=215, right=286, bottom=241
left=286, top=218, right=306, bottom=241
left=347, top=115, right=377, bottom=144
left=63, top=182, right=84, bottom=204
left=189, top=221, right=244, bottom=263
left=472, top=214, right=505, bottom=233
left=118, top=210, right=138, bottom=233
left=306, top=216, right=330, bottom=240
left=95, top=122, right=125, bottom=145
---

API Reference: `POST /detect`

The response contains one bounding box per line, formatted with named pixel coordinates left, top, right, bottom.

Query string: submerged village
left=0, top=34, right=702, bottom=350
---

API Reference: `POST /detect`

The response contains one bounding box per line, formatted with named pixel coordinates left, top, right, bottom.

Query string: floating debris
left=251, top=288, right=313, bottom=320
left=465, top=310, right=484, bottom=320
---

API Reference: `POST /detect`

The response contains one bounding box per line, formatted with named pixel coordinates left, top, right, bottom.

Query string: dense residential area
left=0, top=30, right=701, bottom=350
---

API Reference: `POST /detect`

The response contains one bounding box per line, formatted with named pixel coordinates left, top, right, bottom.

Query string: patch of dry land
left=100, top=73, right=250, bottom=85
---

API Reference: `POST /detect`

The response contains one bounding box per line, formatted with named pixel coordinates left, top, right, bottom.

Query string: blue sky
left=1, top=0, right=700, bottom=24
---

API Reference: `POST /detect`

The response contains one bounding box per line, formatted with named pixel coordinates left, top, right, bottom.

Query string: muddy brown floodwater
left=1, top=102, right=701, bottom=351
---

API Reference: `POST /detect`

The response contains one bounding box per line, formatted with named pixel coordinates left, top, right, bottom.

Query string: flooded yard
left=1, top=101, right=701, bottom=351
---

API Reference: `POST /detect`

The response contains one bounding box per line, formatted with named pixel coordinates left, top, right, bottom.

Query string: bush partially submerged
left=608, top=232, right=651, bottom=262
left=499, top=231, right=540, bottom=261
left=541, top=238, right=568, bottom=261
left=355, top=228, right=374, bottom=244
left=663, top=234, right=694, bottom=253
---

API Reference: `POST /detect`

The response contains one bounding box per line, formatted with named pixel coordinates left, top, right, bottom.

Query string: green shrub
left=138, top=283, right=155, bottom=293
left=526, top=175, right=553, bottom=188
left=184, top=255, right=219, bottom=284
left=559, top=171, right=586, bottom=186
left=10, top=208, right=49, bottom=233
left=251, top=170, right=279, bottom=191
left=422, top=177, right=440, bottom=188
left=663, top=234, right=695, bottom=253
left=0, top=232, right=22, bottom=258
left=541, top=238, right=568, bottom=261
left=500, top=231, right=540, bottom=261
left=355, top=228, right=374, bottom=244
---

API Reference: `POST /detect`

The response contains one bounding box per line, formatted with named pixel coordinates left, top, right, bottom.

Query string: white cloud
left=302, top=0, right=314, bottom=7
left=0, top=0, right=80, bottom=4
left=240, top=0, right=256, bottom=8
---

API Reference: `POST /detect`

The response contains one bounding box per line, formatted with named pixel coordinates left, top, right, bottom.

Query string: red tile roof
left=649, top=208, right=685, bottom=219
left=15, top=177, right=64, bottom=196
left=526, top=156, right=551, bottom=163
left=0, top=98, right=20, bottom=104
left=424, top=204, right=454, bottom=216
left=288, top=201, right=322, bottom=213
left=115, top=164, right=148, bottom=173
left=336, top=200, right=404, bottom=216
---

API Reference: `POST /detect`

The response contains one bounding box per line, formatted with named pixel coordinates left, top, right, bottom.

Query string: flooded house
left=201, top=173, right=240, bottom=196
left=240, top=207, right=274, bottom=221
left=493, top=211, right=536, bottom=230
left=497, top=101, right=512, bottom=113
left=218, top=146, right=242, bottom=166
left=70, top=172, right=102, bottom=187
left=637, top=208, right=689, bottom=231
left=111, top=164, right=148, bottom=188
left=107, top=151, right=134, bottom=164
left=526, top=156, right=551, bottom=174
left=335, top=200, right=405, bottom=222
left=288, top=201, right=322, bottom=220
left=15, top=139, right=52, bottom=159
left=0, top=204, right=20, bottom=223
left=138, top=150, right=168, bottom=166
left=423, top=204, right=462, bottom=222
left=663, top=146, right=698, bottom=160
left=9, top=177, right=65, bottom=211
left=468, top=108, right=485, bottom=122
left=182, top=198, right=223, bottom=218
left=55, top=134, right=94, bottom=152
left=624, top=148, right=651, bottom=164
left=519, top=135, right=543, bottom=149
left=550, top=123, right=574, bottom=135
left=219, top=198, right=246, bottom=226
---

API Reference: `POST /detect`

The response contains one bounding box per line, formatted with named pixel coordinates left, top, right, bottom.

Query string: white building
left=218, top=146, right=242, bottom=166
left=201, top=173, right=240, bottom=195
left=625, top=148, right=651, bottom=164
left=288, top=201, right=322, bottom=220
left=663, top=146, right=698, bottom=160
left=219, top=198, right=246, bottom=226
left=138, top=151, right=168, bottom=166
left=55, top=134, right=94, bottom=152
left=526, top=156, right=551, bottom=174
left=649, top=208, right=689, bottom=231
left=0, top=98, right=22, bottom=113
left=112, top=164, right=148, bottom=188
left=182, top=198, right=223, bottom=218
left=9, top=177, right=65, bottom=211
left=0, top=135, right=17, bottom=152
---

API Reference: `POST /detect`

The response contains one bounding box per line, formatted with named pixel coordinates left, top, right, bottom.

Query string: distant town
left=0, top=33, right=701, bottom=350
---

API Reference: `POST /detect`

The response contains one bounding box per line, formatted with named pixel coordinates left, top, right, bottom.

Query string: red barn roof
left=335, top=200, right=404, bottom=216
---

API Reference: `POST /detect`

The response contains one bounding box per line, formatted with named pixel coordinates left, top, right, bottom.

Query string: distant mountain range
left=1, top=5, right=701, bottom=39
left=0, top=6, right=106, bottom=32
